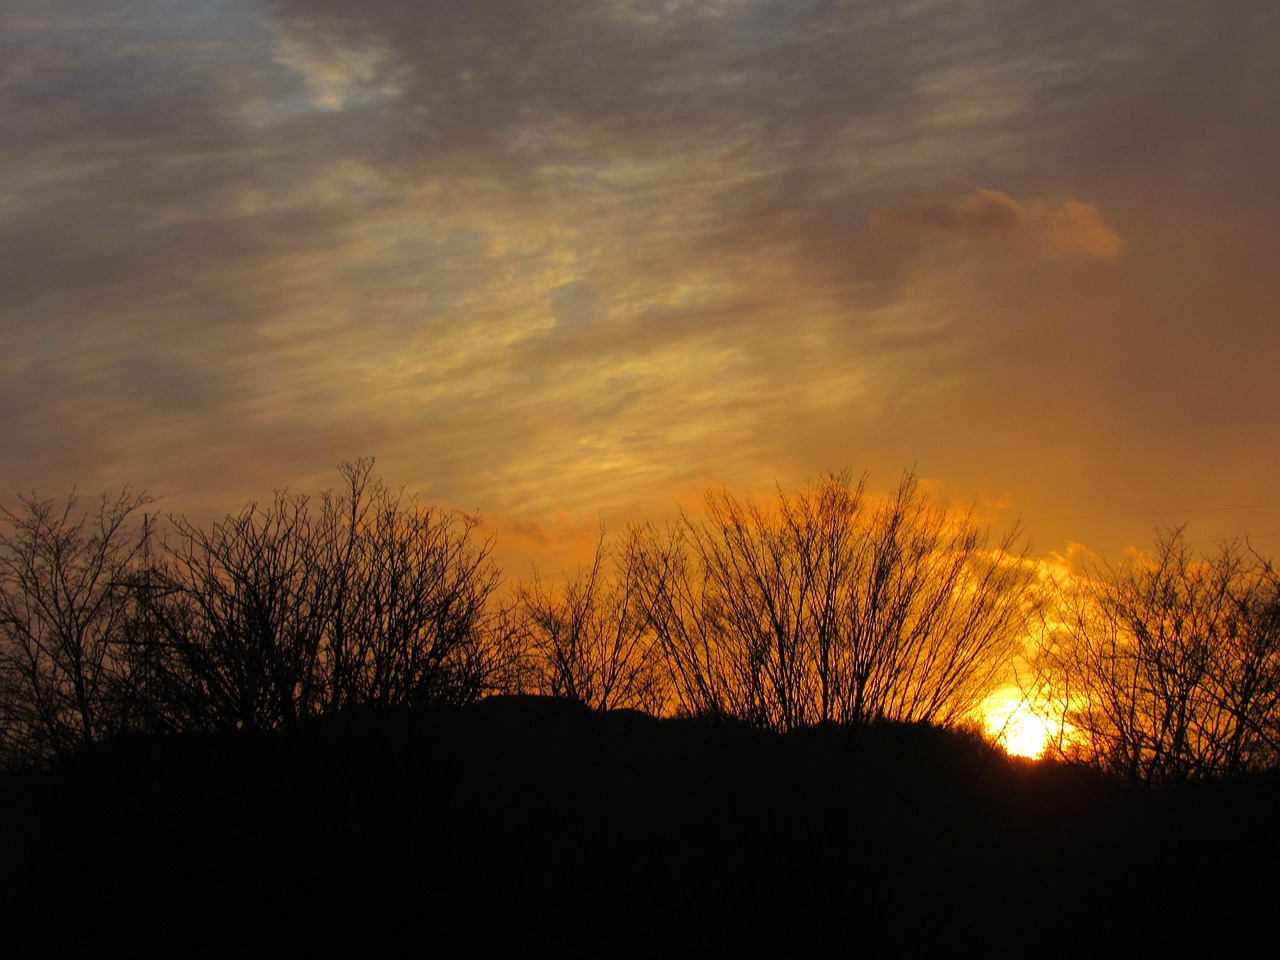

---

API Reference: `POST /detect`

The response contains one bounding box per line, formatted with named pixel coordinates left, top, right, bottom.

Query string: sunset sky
left=4, top=1, right=1278, bottom=573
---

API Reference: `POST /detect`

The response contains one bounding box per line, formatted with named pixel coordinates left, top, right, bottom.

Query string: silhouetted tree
left=141, top=487, right=331, bottom=731
left=631, top=471, right=1038, bottom=731
left=1029, top=528, right=1280, bottom=784
left=0, top=489, right=153, bottom=763
left=316, top=459, right=504, bottom=711
left=137, top=460, right=503, bottom=732
left=515, top=529, right=667, bottom=714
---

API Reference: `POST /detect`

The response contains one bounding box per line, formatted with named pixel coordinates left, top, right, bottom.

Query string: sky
left=4, top=0, right=1279, bottom=575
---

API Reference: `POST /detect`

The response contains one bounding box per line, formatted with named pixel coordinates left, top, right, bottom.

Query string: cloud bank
left=2, top=0, right=1278, bottom=564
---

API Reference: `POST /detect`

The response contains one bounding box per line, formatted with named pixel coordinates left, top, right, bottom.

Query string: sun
left=999, top=710, right=1056, bottom=760
left=979, top=688, right=1059, bottom=760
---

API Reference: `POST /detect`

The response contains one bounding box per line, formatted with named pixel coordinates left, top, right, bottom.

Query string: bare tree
left=631, top=470, right=1038, bottom=732
left=515, top=528, right=667, bottom=714
left=317, top=459, right=502, bottom=712
left=137, top=460, right=503, bottom=733
left=141, top=489, right=332, bottom=732
left=0, top=489, right=152, bottom=763
left=1028, top=527, right=1280, bottom=784
left=843, top=474, right=1037, bottom=728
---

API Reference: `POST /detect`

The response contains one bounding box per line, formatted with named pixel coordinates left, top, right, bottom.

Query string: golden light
left=979, top=688, right=1060, bottom=760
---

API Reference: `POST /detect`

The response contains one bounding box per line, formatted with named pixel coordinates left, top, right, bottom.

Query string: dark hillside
left=3, top=698, right=1277, bottom=953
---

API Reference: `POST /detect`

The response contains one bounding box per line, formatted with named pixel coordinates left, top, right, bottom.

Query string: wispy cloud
left=2, top=0, right=1278, bottom=562
left=871, top=188, right=1122, bottom=261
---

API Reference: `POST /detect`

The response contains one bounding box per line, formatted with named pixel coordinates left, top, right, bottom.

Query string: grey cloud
left=875, top=190, right=1025, bottom=233
left=4, top=0, right=1279, bottom=558
left=870, top=189, right=1121, bottom=260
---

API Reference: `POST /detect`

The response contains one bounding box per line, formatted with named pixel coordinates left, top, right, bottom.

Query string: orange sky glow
left=3, top=1, right=1278, bottom=586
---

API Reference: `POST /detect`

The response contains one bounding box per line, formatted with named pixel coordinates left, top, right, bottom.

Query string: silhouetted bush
left=0, top=489, right=153, bottom=764
left=1029, top=527, right=1280, bottom=784
left=628, top=470, right=1040, bottom=732
left=135, top=459, right=506, bottom=733
left=513, top=529, right=668, bottom=713
left=1, top=462, right=509, bottom=763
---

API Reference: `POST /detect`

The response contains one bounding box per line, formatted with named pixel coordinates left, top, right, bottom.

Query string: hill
left=3, top=696, right=1277, bottom=953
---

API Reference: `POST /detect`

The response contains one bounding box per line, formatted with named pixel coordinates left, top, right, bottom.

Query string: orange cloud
left=871, top=188, right=1121, bottom=261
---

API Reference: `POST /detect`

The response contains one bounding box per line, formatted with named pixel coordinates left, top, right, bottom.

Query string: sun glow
left=979, top=688, right=1062, bottom=760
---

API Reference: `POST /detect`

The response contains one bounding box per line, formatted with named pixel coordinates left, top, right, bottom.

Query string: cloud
left=3, top=0, right=1278, bottom=567
left=871, top=188, right=1122, bottom=261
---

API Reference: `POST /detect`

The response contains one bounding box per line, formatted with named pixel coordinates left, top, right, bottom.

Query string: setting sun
left=980, top=689, right=1063, bottom=760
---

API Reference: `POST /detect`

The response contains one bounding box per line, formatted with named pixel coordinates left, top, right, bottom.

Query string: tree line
left=3, top=460, right=1279, bottom=784
left=0, top=462, right=509, bottom=764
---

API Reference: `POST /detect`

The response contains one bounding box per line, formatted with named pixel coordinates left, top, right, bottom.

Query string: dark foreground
left=3, top=697, right=1277, bottom=953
